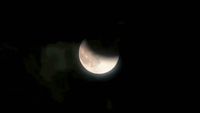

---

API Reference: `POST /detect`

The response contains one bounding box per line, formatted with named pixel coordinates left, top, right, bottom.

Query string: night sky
left=0, top=11, right=179, bottom=112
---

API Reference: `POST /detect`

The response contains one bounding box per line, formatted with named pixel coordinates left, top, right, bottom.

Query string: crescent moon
left=79, top=40, right=119, bottom=75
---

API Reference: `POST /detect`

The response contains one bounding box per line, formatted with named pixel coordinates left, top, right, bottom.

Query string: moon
left=79, top=40, right=119, bottom=75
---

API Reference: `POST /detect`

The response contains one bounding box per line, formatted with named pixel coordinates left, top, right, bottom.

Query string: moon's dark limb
left=86, top=39, right=119, bottom=57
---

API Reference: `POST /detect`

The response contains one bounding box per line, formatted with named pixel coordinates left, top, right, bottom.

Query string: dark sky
left=0, top=11, right=179, bottom=112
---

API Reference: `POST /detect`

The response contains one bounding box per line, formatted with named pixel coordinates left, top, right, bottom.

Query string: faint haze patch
left=24, top=41, right=81, bottom=102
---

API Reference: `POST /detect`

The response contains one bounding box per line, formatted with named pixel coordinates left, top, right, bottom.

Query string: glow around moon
left=79, top=40, right=119, bottom=75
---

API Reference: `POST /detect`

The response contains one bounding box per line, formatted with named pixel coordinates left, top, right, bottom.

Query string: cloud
left=25, top=41, right=80, bottom=102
